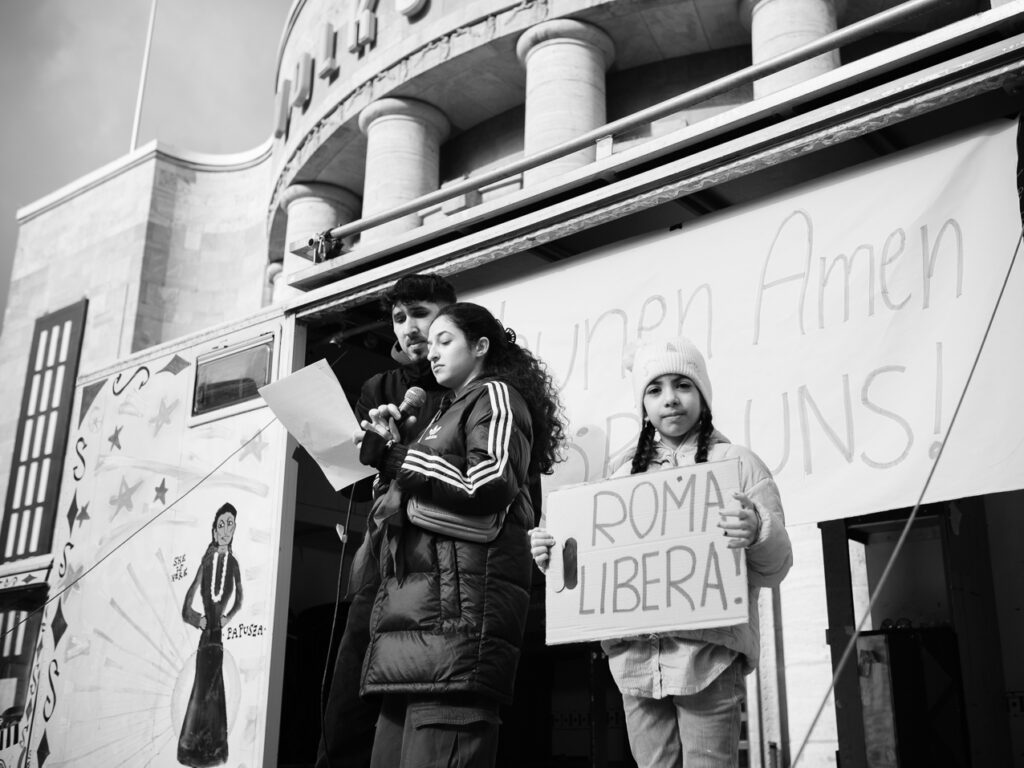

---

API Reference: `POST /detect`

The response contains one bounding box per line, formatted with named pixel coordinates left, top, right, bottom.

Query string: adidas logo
left=422, top=424, right=442, bottom=441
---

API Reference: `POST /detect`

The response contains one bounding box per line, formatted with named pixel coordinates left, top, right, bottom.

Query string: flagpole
left=130, top=0, right=159, bottom=152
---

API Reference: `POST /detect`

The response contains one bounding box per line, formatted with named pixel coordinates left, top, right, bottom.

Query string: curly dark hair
left=435, top=303, right=566, bottom=475
left=381, top=273, right=456, bottom=312
left=630, top=400, right=715, bottom=474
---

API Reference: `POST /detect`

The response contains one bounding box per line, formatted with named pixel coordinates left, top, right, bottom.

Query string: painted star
left=109, top=476, right=143, bottom=518
left=239, top=432, right=268, bottom=462
left=63, top=561, right=84, bottom=594
left=154, top=478, right=169, bottom=505
left=77, top=502, right=90, bottom=527
left=65, top=634, right=91, bottom=662
left=107, top=425, right=123, bottom=451
left=149, top=397, right=180, bottom=436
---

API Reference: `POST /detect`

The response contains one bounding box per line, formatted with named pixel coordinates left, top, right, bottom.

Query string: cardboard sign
left=544, top=458, right=748, bottom=645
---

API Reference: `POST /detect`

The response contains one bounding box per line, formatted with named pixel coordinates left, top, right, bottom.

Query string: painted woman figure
left=178, top=502, right=244, bottom=767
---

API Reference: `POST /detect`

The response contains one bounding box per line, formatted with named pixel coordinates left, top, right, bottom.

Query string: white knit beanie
left=626, top=337, right=713, bottom=417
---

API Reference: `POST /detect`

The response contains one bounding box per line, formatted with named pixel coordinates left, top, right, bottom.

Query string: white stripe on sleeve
left=402, top=382, right=513, bottom=493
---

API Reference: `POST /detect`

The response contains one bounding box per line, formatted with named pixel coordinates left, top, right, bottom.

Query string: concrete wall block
left=137, top=156, right=272, bottom=347
left=440, top=187, right=482, bottom=216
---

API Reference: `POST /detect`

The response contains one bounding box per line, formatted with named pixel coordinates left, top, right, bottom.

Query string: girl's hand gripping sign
left=545, top=458, right=748, bottom=645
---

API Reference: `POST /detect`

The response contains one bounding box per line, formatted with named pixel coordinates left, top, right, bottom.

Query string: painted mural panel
left=7, top=334, right=286, bottom=768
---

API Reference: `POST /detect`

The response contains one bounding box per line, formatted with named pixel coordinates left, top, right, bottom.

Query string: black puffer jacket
left=360, top=376, right=535, bottom=704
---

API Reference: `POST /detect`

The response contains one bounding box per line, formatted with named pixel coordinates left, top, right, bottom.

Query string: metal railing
left=312, top=0, right=947, bottom=255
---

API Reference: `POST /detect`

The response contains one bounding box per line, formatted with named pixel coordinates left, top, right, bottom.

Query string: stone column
left=279, top=183, right=360, bottom=298
left=265, top=261, right=283, bottom=306
left=740, top=0, right=845, bottom=99
left=516, top=19, right=615, bottom=186
left=358, top=97, right=450, bottom=243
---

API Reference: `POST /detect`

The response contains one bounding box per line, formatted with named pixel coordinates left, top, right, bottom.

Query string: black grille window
left=2, top=300, right=87, bottom=562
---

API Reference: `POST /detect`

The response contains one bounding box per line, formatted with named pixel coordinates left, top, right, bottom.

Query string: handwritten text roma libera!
left=577, top=471, right=741, bottom=616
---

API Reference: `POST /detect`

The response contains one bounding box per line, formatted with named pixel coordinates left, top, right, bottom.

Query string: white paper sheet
left=258, top=359, right=376, bottom=491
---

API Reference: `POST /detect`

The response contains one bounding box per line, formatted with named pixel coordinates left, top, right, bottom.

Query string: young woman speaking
left=358, top=302, right=565, bottom=768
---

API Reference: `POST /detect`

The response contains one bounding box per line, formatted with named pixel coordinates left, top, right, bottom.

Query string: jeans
left=369, top=694, right=501, bottom=768
left=621, top=659, right=745, bottom=768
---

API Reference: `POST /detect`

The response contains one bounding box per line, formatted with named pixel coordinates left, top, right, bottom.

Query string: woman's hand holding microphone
left=358, top=405, right=403, bottom=469
left=361, top=404, right=405, bottom=441
left=357, top=388, right=427, bottom=470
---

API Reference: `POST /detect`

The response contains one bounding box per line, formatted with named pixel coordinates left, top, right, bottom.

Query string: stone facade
left=137, top=150, right=273, bottom=348
left=0, top=143, right=272, bottom=513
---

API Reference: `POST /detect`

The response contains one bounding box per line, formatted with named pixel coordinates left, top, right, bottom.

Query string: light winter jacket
left=601, top=431, right=792, bottom=682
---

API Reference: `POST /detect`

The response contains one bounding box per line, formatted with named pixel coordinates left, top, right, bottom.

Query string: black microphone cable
left=318, top=475, right=359, bottom=768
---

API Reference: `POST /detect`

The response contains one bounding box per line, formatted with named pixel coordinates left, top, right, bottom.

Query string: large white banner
left=469, top=121, right=1023, bottom=526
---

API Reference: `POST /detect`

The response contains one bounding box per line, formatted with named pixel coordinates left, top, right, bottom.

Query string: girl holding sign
left=359, top=302, right=565, bottom=768
left=530, top=337, right=792, bottom=768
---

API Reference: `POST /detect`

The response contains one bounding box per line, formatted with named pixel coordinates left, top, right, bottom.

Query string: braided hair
left=694, top=406, right=715, bottom=464
left=629, top=403, right=716, bottom=473
left=630, top=419, right=658, bottom=475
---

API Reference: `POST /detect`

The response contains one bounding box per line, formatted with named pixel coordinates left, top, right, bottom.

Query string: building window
left=0, top=588, right=45, bottom=741
left=191, top=334, right=274, bottom=419
left=1, top=300, right=87, bottom=563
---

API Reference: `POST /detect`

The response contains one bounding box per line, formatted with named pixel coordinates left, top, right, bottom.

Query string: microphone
left=396, top=386, right=426, bottom=424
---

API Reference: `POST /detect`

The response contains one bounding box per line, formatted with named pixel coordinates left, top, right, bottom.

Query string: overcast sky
left=0, top=0, right=292, bottom=338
